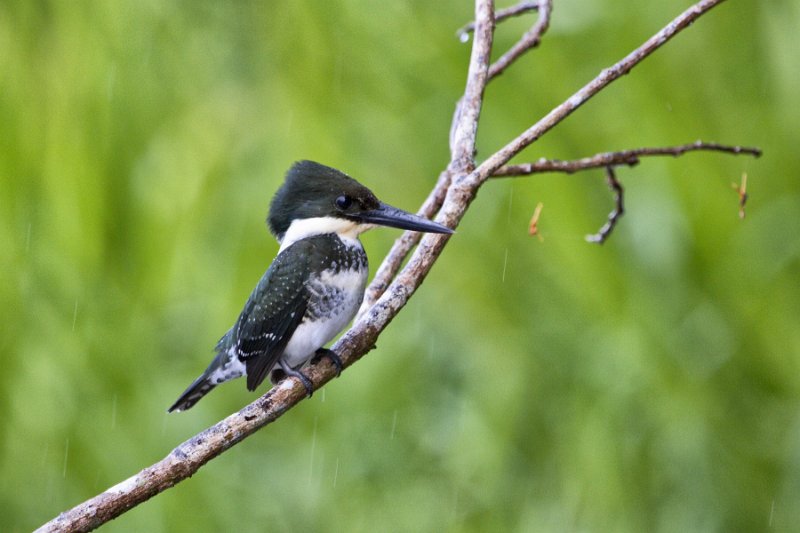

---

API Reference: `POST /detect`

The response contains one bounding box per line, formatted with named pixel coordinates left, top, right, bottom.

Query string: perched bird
left=168, top=161, right=452, bottom=412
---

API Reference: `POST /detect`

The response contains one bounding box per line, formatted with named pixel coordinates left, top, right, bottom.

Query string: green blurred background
left=2, top=1, right=798, bottom=531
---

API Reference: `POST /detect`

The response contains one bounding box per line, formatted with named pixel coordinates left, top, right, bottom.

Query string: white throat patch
left=279, top=216, right=373, bottom=252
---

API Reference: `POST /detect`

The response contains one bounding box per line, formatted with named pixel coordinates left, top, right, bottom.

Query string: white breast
left=280, top=266, right=368, bottom=369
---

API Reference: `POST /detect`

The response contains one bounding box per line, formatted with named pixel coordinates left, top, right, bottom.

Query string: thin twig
left=586, top=167, right=624, bottom=244
left=489, top=0, right=552, bottom=79
left=492, top=141, right=762, bottom=177
left=457, top=0, right=540, bottom=39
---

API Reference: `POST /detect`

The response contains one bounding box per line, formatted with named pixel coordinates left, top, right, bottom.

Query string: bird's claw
left=314, top=348, right=343, bottom=377
left=279, top=360, right=315, bottom=397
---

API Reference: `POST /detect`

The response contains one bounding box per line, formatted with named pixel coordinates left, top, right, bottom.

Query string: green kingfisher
left=168, top=160, right=452, bottom=412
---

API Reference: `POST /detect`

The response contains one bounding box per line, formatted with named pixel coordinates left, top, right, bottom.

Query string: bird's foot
left=313, top=348, right=343, bottom=376
left=278, top=360, right=314, bottom=397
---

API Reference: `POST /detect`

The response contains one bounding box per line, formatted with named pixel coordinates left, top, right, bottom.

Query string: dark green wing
left=234, top=240, right=313, bottom=391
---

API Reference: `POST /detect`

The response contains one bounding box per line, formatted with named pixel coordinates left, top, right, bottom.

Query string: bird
left=168, top=160, right=453, bottom=412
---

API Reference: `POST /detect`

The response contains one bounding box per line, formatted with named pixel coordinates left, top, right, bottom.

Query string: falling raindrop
left=390, top=410, right=398, bottom=440
left=107, top=64, right=117, bottom=101
left=507, top=182, right=514, bottom=225
left=451, top=488, right=460, bottom=523
left=72, top=301, right=78, bottom=331
left=427, top=336, right=436, bottom=362
left=26, top=223, right=32, bottom=252
left=41, top=442, right=50, bottom=469
left=501, top=248, right=509, bottom=283
left=62, top=438, right=69, bottom=478
left=309, top=416, right=318, bottom=485
left=332, top=457, right=339, bottom=489
left=111, top=394, right=118, bottom=430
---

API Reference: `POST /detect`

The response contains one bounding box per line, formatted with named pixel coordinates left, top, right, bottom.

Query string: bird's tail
left=168, top=345, right=233, bottom=412
left=167, top=373, right=218, bottom=413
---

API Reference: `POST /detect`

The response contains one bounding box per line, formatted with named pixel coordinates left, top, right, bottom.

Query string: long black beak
left=355, top=202, right=453, bottom=234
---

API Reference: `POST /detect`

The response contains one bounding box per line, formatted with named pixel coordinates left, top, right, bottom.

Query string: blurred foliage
left=1, top=0, right=798, bottom=531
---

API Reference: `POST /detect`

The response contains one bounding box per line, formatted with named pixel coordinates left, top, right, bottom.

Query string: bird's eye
left=335, top=195, right=353, bottom=210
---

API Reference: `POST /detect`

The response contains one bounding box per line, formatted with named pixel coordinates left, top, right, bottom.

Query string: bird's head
left=268, top=161, right=453, bottom=246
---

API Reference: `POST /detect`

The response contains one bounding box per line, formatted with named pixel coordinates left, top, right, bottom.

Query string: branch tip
left=586, top=167, right=625, bottom=244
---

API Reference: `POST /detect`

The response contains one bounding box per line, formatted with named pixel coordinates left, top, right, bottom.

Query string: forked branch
left=457, top=0, right=541, bottom=38
left=489, top=0, right=552, bottom=79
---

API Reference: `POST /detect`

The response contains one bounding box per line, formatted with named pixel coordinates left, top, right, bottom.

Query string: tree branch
left=450, top=0, right=494, bottom=170
left=492, top=141, right=762, bottom=176
left=494, top=141, right=760, bottom=244
left=37, top=1, right=755, bottom=531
